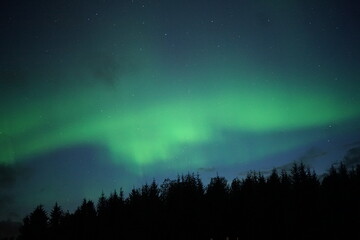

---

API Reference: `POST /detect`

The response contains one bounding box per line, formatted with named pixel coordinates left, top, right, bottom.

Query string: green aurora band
left=1, top=66, right=359, bottom=168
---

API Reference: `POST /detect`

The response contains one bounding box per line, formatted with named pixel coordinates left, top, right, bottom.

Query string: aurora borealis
left=1, top=0, right=360, bottom=220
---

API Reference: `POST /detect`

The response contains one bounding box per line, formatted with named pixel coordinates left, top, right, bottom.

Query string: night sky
left=1, top=0, right=360, bottom=221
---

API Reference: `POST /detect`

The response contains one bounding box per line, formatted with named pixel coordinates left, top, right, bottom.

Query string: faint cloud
left=343, top=141, right=360, bottom=149
left=197, top=167, right=215, bottom=172
left=238, top=147, right=327, bottom=178
left=343, top=146, right=360, bottom=167
left=296, top=147, right=327, bottom=164
left=0, top=164, right=31, bottom=220
left=0, top=165, right=31, bottom=188
left=275, top=147, right=327, bottom=172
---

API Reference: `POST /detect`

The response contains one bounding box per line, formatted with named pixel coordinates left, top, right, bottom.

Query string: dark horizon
left=11, top=160, right=360, bottom=240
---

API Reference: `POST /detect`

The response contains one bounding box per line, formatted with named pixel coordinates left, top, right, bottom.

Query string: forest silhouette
left=12, top=162, right=360, bottom=240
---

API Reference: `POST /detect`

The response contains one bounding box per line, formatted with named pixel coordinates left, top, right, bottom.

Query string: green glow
left=1, top=68, right=359, bottom=167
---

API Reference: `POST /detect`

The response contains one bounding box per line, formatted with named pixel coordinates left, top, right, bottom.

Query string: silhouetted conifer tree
left=18, top=205, right=48, bottom=240
left=17, top=162, right=360, bottom=240
left=48, top=202, right=64, bottom=239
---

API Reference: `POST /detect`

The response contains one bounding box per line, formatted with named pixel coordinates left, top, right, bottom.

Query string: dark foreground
left=11, top=162, right=360, bottom=240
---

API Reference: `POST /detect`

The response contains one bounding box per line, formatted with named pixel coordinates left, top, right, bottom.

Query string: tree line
left=14, top=162, right=360, bottom=240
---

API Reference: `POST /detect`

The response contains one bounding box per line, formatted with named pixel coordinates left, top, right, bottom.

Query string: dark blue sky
left=1, top=0, right=360, bottom=221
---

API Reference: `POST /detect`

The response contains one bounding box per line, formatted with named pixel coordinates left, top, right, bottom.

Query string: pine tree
left=97, top=192, right=108, bottom=218
left=50, top=202, right=63, bottom=227
left=18, top=205, right=48, bottom=239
